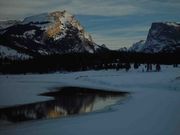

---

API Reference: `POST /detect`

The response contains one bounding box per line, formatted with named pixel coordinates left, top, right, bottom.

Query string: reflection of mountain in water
left=0, top=87, right=129, bottom=122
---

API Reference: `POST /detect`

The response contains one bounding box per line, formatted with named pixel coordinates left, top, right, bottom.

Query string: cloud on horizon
left=0, top=0, right=180, bottom=20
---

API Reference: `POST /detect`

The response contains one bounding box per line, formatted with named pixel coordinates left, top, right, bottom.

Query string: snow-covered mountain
left=129, top=22, right=180, bottom=53
left=0, top=10, right=108, bottom=59
left=129, top=40, right=145, bottom=52
left=0, top=20, right=20, bottom=29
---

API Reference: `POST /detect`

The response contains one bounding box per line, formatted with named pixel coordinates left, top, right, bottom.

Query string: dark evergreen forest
left=0, top=51, right=179, bottom=74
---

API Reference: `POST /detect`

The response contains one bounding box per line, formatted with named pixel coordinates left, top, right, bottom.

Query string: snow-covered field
left=0, top=65, right=180, bottom=135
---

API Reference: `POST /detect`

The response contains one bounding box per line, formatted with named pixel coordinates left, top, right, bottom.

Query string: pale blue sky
left=0, top=0, right=180, bottom=49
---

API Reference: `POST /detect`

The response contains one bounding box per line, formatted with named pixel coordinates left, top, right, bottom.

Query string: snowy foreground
left=0, top=65, right=180, bottom=135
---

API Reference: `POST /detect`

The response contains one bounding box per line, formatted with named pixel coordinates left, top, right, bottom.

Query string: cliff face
left=129, top=22, right=180, bottom=53
left=144, top=22, right=180, bottom=53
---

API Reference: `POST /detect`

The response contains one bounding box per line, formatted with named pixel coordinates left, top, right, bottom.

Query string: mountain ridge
left=0, top=10, right=108, bottom=59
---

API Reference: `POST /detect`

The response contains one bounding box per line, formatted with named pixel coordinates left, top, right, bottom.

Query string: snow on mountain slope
left=0, top=45, right=31, bottom=60
left=23, top=13, right=53, bottom=25
left=166, top=22, right=180, bottom=27
left=0, top=20, right=20, bottom=29
left=129, top=40, right=145, bottom=52
left=129, top=22, right=180, bottom=53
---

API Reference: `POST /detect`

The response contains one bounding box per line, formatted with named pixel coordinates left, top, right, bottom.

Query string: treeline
left=0, top=51, right=180, bottom=74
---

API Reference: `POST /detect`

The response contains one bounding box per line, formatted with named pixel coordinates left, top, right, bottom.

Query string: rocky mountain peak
left=0, top=10, right=106, bottom=57
left=129, top=22, right=180, bottom=53
left=22, top=10, right=93, bottom=42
